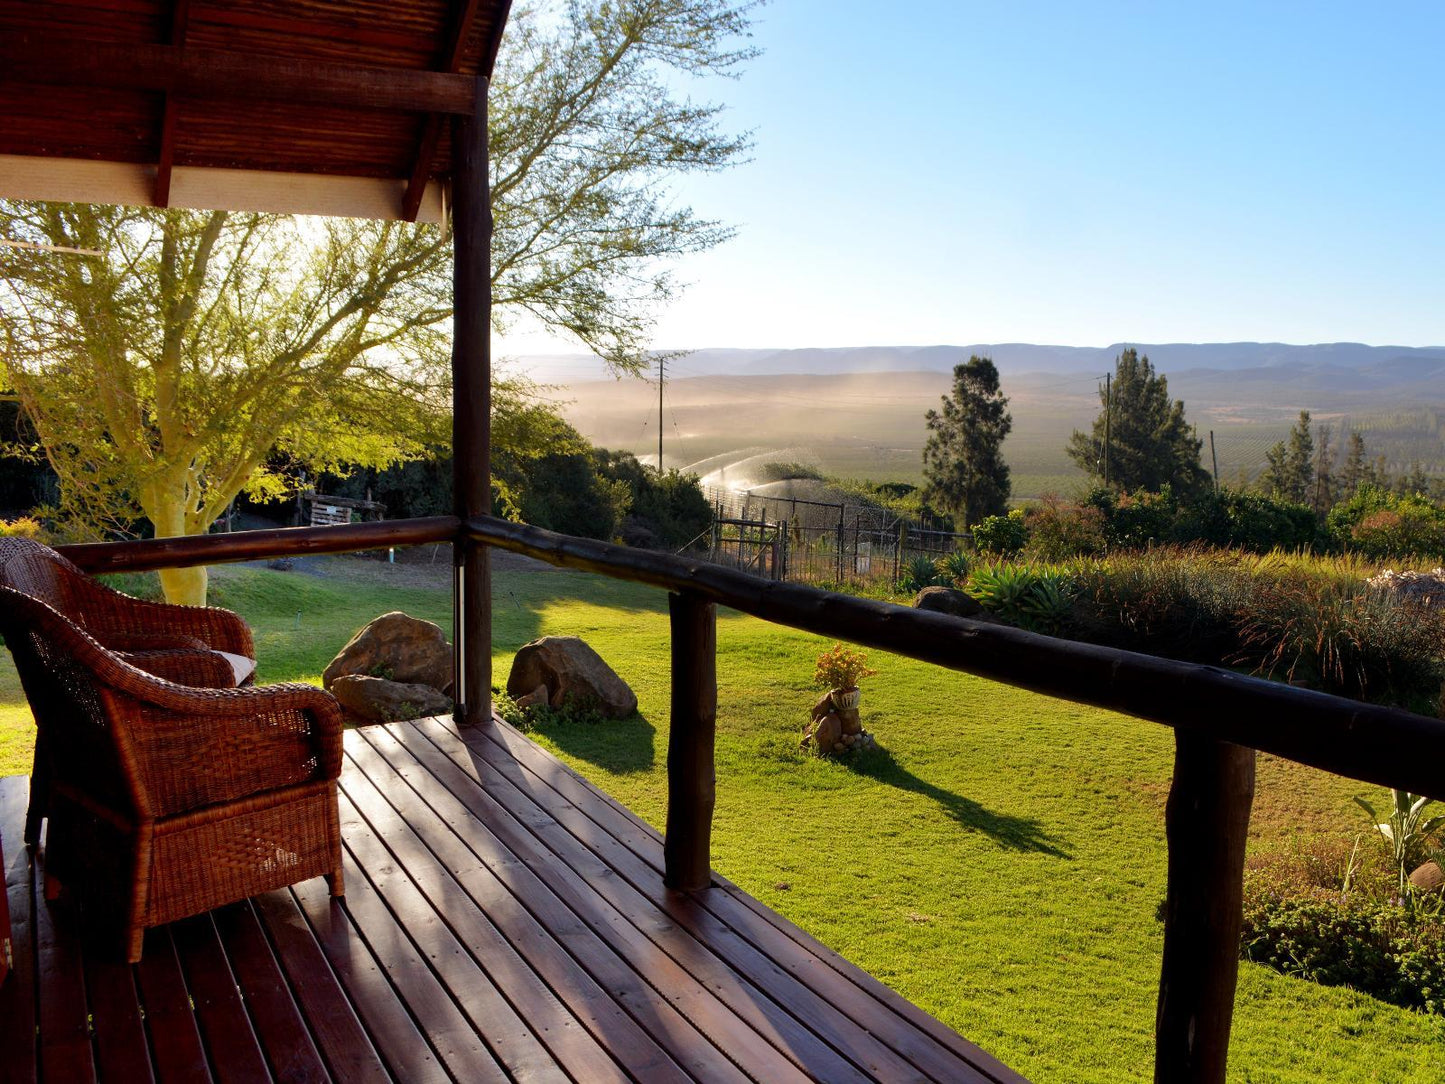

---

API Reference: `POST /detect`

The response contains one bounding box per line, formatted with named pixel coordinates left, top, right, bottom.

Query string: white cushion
left=215, top=650, right=257, bottom=686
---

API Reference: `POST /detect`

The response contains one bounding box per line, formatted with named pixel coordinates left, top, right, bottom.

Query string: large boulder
left=506, top=636, right=637, bottom=718
left=323, top=611, right=452, bottom=693
left=1410, top=860, right=1445, bottom=895
left=912, top=586, right=983, bottom=618
left=330, top=675, right=453, bottom=725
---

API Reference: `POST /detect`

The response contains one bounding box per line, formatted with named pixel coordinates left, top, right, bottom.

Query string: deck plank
left=466, top=717, right=1022, bottom=1084
left=83, top=948, right=155, bottom=1084
left=33, top=851, right=95, bottom=1084
left=340, top=750, right=634, bottom=1084
left=247, top=892, right=391, bottom=1084
left=285, top=881, right=449, bottom=1084
left=355, top=724, right=759, bottom=1084
left=0, top=711, right=1024, bottom=1084
left=172, top=914, right=273, bottom=1084
left=135, top=927, right=213, bottom=1084
left=211, top=902, right=330, bottom=1084
left=0, top=776, right=38, bottom=1084
left=335, top=788, right=569, bottom=1084
left=343, top=732, right=687, bottom=1082
left=309, top=847, right=507, bottom=1082
left=397, top=719, right=892, bottom=1083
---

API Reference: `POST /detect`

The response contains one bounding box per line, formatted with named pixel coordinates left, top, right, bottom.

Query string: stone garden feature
left=507, top=635, right=638, bottom=718
left=801, top=642, right=878, bottom=755
left=323, top=612, right=455, bottom=725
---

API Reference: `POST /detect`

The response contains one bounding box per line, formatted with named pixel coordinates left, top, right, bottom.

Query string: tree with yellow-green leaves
left=0, top=0, right=757, bottom=605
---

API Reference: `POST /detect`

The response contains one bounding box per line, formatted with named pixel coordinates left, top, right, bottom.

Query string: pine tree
left=1065, top=348, right=1208, bottom=494
left=1310, top=422, right=1335, bottom=513
left=1260, top=410, right=1314, bottom=503
left=1339, top=430, right=1369, bottom=497
left=922, top=356, right=1012, bottom=527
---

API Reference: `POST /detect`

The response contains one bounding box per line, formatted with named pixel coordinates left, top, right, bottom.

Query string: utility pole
left=1103, top=372, right=1112, bottom=488
left=658, top=354, right=665, bottom=473
left=1209, top=430, right=1220, bottom=490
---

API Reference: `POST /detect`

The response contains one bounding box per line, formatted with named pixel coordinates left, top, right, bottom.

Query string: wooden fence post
left=1155, top=731, right=1256, bottom=1084
left=664, top=591, right=717, bottom=892
left=450, top=74, right=493, bottom=728
left=447, top=72, right=494, bottom=725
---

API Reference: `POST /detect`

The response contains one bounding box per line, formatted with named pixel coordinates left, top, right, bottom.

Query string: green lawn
left=2, top=557, right=1440, bottom=1081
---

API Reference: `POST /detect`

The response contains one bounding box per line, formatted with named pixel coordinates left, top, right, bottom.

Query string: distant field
left=559, top=370, right=1445, bottom=499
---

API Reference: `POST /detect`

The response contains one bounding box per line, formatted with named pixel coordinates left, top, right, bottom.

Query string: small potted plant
left=813, top=642, right=877, bottom=710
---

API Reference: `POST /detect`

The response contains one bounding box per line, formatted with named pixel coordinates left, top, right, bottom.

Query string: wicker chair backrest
left=0, top=537, right=83, bottom=614
left=0, top=586, right=137, bottom=816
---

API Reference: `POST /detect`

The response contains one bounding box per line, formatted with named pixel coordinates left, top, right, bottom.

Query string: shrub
left=1241, top=836, right=1445, bottom=1015
left=1025, top=496, right=1106, bottom=560
left=936, top=549, right=972, bottom=586
left=898, top=554, right=942, bottom=593
left=966, top=563, right=1073, bottom=635
left=1329, top=487, right=1445, bottom=559
left=1238, top=575, right=1445, bottom=707
left=972, top=508, right=1028, bottom=556
left=0, top=516, right=44, bottom=540
left=1242, top=895, right=1445, bottom=1015
left=1181, top=489, right=1318, bottom=552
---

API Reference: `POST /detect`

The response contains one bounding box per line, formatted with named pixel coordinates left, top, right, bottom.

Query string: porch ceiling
left=0, top=0, right=511, bottom=221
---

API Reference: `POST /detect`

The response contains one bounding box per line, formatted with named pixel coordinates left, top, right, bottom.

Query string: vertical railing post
left=664, top=591, right=717, bottom=892
left=451, top=75, right=493, bottom=728
left=1155, top=731, right=1256, bottom=1083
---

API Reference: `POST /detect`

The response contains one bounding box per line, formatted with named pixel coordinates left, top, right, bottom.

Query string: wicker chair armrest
left=118, top=648, right=239, bottom=689
left=72, top=575, right=254, bottom=658
left=108, top=679, right=344, bottom=817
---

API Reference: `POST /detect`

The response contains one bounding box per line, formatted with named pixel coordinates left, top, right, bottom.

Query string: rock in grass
left=912, top=586, right=983, bottom=618
left=331, top=675, right=453, bottom=725
left=507, top=636, right=637, bottom=719
left=323, top=611, right=453, bottom=693
left=1409, top=860, right=1444, bottom=894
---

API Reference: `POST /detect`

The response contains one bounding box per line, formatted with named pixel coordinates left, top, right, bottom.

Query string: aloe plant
left=1355, top=790, right=1445, bottom=896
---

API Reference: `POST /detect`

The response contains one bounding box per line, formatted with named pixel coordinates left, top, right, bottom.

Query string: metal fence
left=701, top=487, right=968, bottom=588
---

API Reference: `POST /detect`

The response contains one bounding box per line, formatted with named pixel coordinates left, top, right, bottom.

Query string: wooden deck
left=0, top=715, right=1024, bottom=1083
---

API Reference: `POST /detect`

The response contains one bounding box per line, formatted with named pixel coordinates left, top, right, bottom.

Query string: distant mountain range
left=512, top=342, right=1445, bottom=384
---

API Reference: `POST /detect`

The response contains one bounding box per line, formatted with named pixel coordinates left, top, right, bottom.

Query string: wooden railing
left=57, top=515, right=1445, bottom=1084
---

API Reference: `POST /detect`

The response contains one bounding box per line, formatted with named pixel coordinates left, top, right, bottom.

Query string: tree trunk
left=149, top=495, right=209, bottom=606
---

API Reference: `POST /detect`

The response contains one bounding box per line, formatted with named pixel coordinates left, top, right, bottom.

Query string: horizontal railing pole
left=464, top=514, right=1445, bottom=798
left=58, top=517, right=460, bottom=574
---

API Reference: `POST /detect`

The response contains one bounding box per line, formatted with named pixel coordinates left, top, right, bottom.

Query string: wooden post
left=1155, top=731, right=1256, bottom=1084
left=664, top=591, right=717, bottom=892
left=451, top=75, right=493, bottom=728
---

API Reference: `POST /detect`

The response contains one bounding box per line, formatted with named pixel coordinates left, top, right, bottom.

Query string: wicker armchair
left=0, top=538, right=257, bottom=847
left=0, top=539, right=343, bottom=962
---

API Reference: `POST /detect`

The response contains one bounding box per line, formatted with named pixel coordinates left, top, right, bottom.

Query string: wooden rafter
left=401, top=0, right=484, bottom=223
left=154, top=0, right=193, bottom=208
left=0, top=37, right=480, bottom=116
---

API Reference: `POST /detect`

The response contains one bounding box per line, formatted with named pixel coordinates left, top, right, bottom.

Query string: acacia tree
left=1066, top=348, right=1208, bottom=495
left=0, top=0, right=757, bottom=604
left=921, top=356, right=1012, bottom=527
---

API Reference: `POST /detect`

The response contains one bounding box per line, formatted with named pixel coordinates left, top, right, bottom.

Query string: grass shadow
left=845, top=744, right=1073, bottom=858
left=529, top=710, right=657, bottom=776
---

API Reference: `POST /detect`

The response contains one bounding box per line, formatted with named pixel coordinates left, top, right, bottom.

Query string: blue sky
left=500, top=2, right=1445, bottom=356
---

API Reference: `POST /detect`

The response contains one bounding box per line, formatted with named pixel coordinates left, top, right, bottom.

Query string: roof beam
left=1, top=36, right=479, bottom=116
left=155, top=0, right=193, bottom=208
left=401, top=0, right=484, bottom=222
